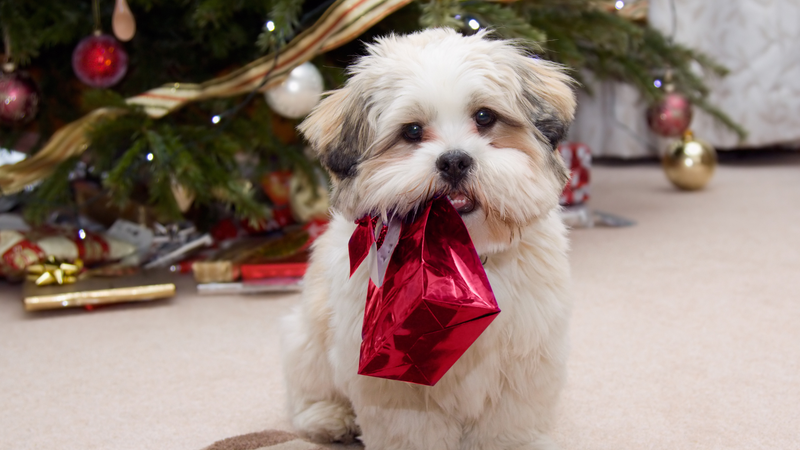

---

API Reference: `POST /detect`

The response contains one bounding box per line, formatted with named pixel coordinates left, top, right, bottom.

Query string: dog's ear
left=514, top=56, right=577, bottom=150
left=298, top=85, right=373, bottom=181
left=512, top=54, right=577, bottom=189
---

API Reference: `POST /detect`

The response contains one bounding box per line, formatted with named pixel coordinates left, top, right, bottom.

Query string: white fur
left=282, top=29, right=575, bottom=450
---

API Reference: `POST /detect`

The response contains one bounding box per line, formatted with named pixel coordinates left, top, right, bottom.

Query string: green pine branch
left=21, top=156, right=78, bottom=224
left=419, top=0, right=464, bottom=29
left=10, top=0, right=750, bottom=226
left=459, top=2, right=546, bottom=49
left=256, top=0, right=304, bottom=53
left=25, top=90, right=311, bottom=224
left=524, top=3, right=747, bottom=140
left=0, top=0, right=86, bottom=66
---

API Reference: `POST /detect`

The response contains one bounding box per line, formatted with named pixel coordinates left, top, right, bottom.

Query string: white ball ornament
left=264, top=62, right=324, bottom=119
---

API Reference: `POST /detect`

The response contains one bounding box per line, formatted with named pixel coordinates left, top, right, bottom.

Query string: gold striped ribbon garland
left=0, top=0, right=412, bottom=195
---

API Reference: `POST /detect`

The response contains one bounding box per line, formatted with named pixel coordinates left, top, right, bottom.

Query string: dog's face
left=300, top=29, right=576, bottom=254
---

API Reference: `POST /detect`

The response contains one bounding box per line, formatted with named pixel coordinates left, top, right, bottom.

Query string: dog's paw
left=293, top=400, right=360, bottom=444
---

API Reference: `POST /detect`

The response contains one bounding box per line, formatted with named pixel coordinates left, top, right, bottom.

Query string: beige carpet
left=2, top=155, right=799, bottom=450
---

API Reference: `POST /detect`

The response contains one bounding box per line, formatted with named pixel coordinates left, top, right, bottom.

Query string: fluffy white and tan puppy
left=282, top=28, right=576, bottom=450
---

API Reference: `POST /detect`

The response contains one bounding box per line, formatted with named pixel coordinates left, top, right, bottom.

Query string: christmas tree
left=0, top=0, right=745, bottom=227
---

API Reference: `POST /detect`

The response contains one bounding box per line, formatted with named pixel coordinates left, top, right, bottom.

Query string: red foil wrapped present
left=1, top=228, right=134, bottom=279
left=558, top=142, right=591, bottom=206
left=349, top=197, right=500, bottom=386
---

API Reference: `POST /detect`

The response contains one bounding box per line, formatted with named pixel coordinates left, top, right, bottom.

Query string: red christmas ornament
left=647, top=92, right=693, bottom=137
left=0, top=70, right=40, bottom=127
left=557, top=142, right=591, bottom=206
left=210, top=218, right=240, bottom=242
left=72, top=34, right=129, bottom=88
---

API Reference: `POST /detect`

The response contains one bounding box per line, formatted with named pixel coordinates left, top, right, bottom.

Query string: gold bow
left=26, top=257, right=84, bottom=286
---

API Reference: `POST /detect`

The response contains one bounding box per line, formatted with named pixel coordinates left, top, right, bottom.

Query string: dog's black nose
left=436, top=151, right=473, bottom=185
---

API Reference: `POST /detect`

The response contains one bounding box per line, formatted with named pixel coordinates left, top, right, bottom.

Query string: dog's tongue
left=447, top=193, right=475, bottom=214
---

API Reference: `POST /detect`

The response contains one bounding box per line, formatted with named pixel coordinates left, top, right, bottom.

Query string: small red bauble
left=210, top=218, right=240, bottom=242
left=557, top=142, right=591, bottom=206
left=72, top=34, right=129, bottom=88
left=646, top=92, right=693, bottom=137
left=0, top=70, right=40, bottom=127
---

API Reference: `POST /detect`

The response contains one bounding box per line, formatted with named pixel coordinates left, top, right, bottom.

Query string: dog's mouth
left=446, top=191, right=476, bottom=215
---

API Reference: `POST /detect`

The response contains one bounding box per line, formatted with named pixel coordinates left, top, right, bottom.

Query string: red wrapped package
left=558, top=142, right=591, bottom=206
left=241, top=262, right=307, bottom=279
left=0, top=228, right=135, bottom=279
left=349, top=197, right=500, bottom=386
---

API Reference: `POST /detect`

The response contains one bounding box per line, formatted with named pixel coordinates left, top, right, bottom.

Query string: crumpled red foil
left=348, top=216, right=378, bottom=277
left=349, top=197, right=501, bottom=386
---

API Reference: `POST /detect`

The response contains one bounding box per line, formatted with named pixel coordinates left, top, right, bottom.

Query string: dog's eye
left=402, top=123, right=424, bottom=142
left=474, top=109, right=496, bottom=128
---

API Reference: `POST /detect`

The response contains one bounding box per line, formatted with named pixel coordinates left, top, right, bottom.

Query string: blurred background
left=0, top=0, right=795, bottom=247
left=1, top=1, right=798, bottom=449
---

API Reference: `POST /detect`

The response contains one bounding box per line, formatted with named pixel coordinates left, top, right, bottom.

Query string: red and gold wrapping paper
left=351, top=197, right=501, bottom=386
left=193, top=221, right=325, bottom=283
left=240, top=249, right=310, bottom=280
left=0, top=228, right=135, bottom=279
left=240, top=262, right=307, bottom=280
left=558, top=142, right=591, bottom=206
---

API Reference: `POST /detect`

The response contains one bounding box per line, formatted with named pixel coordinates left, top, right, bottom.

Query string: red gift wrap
left=0, top=228, right=132, bottom=278
left=349, top=197, right=501, bottom=386
left=558, top=142, right=591, bottom=206
left=241, top=262, right=308, bottom=280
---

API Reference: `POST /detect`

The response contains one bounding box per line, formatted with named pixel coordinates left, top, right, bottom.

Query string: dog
left=282, top=28, right=576, bottom=450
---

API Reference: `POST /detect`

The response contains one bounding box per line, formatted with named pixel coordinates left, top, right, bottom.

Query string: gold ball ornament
left=662, top=131, right=717, bottom=191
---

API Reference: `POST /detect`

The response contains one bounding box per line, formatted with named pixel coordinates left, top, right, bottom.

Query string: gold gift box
left=23, top=271, right=176, bottom=311
left=192, top=230, right=310, bottom=283
left=192, top=260, right=240, bottom=284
